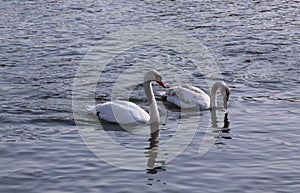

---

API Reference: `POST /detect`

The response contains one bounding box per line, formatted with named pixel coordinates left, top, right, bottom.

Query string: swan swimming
left=96, top=70, right=166, bottom=124
left=164, top=81, right=230, bottom=109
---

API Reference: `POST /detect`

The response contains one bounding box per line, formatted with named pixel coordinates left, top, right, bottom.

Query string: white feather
left=96, top=101, right=150, bottom=124
left=164, top=82, right=230, bottom=110
left=165, top=86, right=210, bottom=109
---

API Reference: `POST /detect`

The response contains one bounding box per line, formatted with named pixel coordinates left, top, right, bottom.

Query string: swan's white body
left=95, top=70, right=166, bottom=124
left=165, top=86, right=210, bottom=109
left=164, top=82, right=230, bottom=110
left=96, top=100, right=150, bottom=124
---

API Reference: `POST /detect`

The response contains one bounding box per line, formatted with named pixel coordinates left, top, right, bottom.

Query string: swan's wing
left=184, top=85, right=207, bottom=95
left=96, top=101, right=150, bottom=124
left=165, top=87, right=184, bottom=107
left=118, top=101, right=150, bottom=124
left=166, top=86, right=210, bottom=109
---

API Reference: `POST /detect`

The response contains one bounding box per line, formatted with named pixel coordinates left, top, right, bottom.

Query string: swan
left=164, top=81, right=230, bottom=110
left=95, top=70, right=166, bottom=125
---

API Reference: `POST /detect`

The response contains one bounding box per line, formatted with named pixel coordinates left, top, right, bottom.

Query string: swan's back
left=96, top=101, right=150, bottom=124
left=165, top=86, right=210, bottom=109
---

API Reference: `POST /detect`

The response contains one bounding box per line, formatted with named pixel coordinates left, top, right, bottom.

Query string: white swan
left=164, top=82, right=230, bottom=109
left=96, top=70, right=166, bottom=124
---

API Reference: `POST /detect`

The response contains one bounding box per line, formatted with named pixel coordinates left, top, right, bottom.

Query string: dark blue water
left=1, top=0, right=299, bottom=192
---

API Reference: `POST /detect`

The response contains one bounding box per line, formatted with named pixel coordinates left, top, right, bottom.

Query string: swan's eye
left=156, top=75, right=162, bottom=81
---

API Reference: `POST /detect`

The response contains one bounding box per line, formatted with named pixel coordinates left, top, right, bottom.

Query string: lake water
left=1, top=0, right=299, bottom=192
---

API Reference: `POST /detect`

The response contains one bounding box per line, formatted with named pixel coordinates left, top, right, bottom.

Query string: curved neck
left=210, top=82, right=220, bottom=109
left=210, top=82, right=228, bottom=109
left=144, top=81, right=160, bottom=124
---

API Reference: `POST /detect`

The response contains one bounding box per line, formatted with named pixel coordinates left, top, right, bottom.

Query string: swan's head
left=221, top=84, right=230, bottom=109
left=144, top=70, right=167, bottom=88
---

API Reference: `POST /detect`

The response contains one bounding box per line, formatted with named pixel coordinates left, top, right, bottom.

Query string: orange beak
left=156, top=80, right=167, bottom=88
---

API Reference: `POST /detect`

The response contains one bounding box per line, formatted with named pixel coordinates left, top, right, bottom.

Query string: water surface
left=1, top=0, right=299, bottom=192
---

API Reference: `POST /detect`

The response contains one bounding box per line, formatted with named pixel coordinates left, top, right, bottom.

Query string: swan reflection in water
left=98, top=120, right=166, bottom=174
left=97, top=107, right=230, bottom=177
left=145, top=123, right=167, bottom=187
left=211, top=109, right=231, bottom=142
left=145, top=108, right=232, bottom=171
left=199, top=109, right=231, bottom=154
left=145, top=123, right=166, bottom=174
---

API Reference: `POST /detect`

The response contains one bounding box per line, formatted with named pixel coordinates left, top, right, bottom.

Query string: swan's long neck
left=210, top=82, right=223, bottom=109
left=144, top=81, right=160, bottom=125
left=210, top=82, right=227, bottom=109
left=210, top=85, right=218, bottom=109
